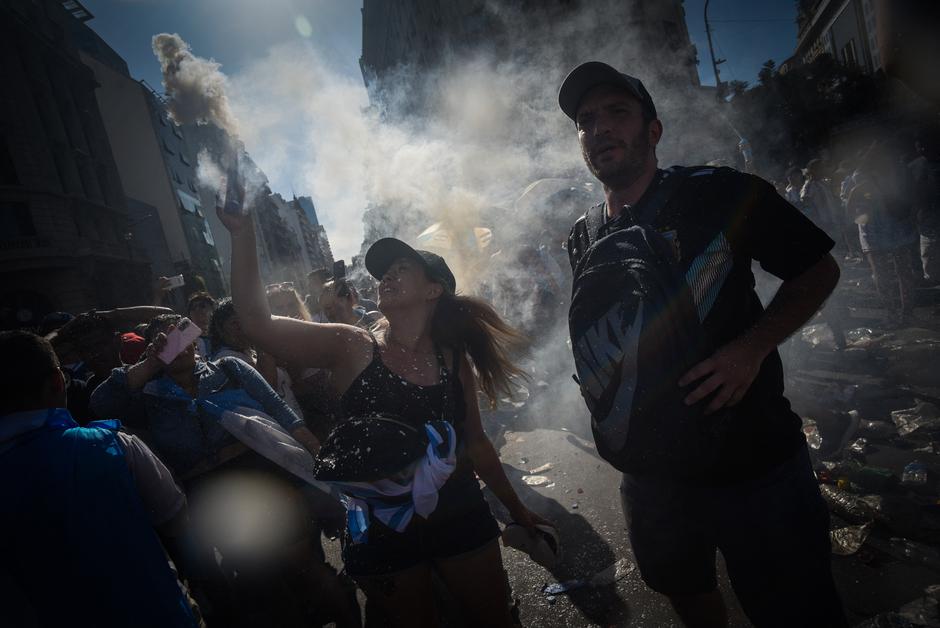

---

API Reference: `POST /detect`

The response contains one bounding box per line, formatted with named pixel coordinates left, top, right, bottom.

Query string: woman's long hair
left=429, top=293, right=528, bottom=408
left=209, top=297, right=237, bottom=353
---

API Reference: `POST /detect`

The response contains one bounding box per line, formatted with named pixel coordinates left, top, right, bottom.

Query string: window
left=841, top=39, right=858, bottom=67
left=172, top=169, right=183, bottom=184
left=202, top=222, right=215, bottom=246
left=176, top=189, right=201, bottom=214
left=161, top=137, right=175, bottom=155
left=158, top=115, right=168, bottom=127
left=180, top=152, right=191, bottom=166
left=172, top=124, right=183, bottom=139
left=188, top=178, right=199, bottom=193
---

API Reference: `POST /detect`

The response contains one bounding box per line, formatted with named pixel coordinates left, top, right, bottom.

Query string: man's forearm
left=745, top=254, right=840, bottom=357
left=101, top=306, right=174, bottom=329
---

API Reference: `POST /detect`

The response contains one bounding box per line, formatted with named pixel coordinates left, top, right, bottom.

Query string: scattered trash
left=802, top=418, right=823, bottom=450
left=546, top=596, right=556, bottom=605
left=903, top=461, right=930, bottom=487
left=529, top=463, right=553, bottom=474
left=915, top=443, right=940, bottom=454
left=571, top=503, right=578, bottom=509
left=858, top=419, right=898, bottom=441
left=522, top=475, right=550, bottom=487
left=545, top=483, right=556, bottom=489
left=846, top=327, right=878, bottom=347
left=820, top=485, right=883, bottom=524
left=577, top=487, right=584, bottom=494
left=849, top=465, right=897, bottom=493
left=892, top=402, right=940, bottom=437
left=541, top=558, right=635, bottom=596
left=801, top=323, right=837, bottom=349
left=831, top=523, right=872, bottom=555
left=849, top=437, right=870, bottom=455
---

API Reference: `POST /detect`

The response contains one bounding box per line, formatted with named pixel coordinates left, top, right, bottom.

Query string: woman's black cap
left=365, top=237, right=457, bottom=295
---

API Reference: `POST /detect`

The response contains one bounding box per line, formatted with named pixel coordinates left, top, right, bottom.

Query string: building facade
left=361, top=0, right=699, bottom=101
left=794, top=0, right=882, bottom=73
left=0, top=0, right=152, bottom=329
left=78, top=41, right=226, bottom=300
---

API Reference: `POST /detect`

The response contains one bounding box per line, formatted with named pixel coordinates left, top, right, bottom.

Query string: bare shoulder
left=327, top=324, right=377, bottom=393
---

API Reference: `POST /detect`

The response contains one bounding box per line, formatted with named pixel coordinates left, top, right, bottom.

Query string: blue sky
left=82, top=0, right=797, bottom=94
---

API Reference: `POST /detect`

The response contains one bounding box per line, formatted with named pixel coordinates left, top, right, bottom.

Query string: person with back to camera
left=217, top=200, right=551, bottom=627
left=559, top=61, right=846, bottom=627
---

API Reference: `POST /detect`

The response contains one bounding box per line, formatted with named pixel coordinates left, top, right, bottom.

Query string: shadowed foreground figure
left=0, top=331, right=199, bottom=628
left=560, top=61, right=848, bottom=627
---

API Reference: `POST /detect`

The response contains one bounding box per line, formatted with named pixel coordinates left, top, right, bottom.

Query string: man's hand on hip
left=679, top=336, right=770, bottom=415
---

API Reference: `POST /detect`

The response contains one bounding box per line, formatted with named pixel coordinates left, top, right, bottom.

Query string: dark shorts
left=342, top=477, right=500, bottom=578
left=620, top=445, right=848, bottom=627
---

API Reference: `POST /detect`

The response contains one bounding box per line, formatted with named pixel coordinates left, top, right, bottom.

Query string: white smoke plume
left=152, top=33, right=240, bottom=137
left=149, top=4, right=741, bottom=429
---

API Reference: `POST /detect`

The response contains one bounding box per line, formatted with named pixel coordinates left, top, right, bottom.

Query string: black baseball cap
left=365, top=237, right=457, bottom=295
left=558, top=61, right=657, bottom=122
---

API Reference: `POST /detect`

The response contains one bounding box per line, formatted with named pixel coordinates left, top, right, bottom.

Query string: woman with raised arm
left=219, top=205, right=549, bottom=627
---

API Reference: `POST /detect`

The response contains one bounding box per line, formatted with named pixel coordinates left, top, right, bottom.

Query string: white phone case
left=157, top=317, right=203, bottom=364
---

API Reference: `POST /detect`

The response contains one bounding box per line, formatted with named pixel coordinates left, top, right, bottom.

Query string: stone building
left=0, top=0, right=152, bottom=328
left=77, top=32, right=226, bottom=300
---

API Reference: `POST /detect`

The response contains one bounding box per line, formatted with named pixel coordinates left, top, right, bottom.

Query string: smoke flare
left=152, top=33, right=240, bottom=136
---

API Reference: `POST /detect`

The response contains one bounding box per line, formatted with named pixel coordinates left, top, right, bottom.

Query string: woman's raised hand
left=215, top=193, right=252, bottom=236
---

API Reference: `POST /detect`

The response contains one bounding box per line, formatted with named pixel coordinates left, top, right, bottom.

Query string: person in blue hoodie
left=0, top=330, right=199, bottom=628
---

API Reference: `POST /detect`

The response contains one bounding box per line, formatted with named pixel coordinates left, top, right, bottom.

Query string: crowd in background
left=1, top=267, right=384, bottom=627
left=769, top=126, right=940, bottom=327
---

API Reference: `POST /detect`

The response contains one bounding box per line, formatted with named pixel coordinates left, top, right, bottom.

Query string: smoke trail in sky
left=152, top=32, right=240, bottom=137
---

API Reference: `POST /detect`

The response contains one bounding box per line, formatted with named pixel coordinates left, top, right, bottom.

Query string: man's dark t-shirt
left=567, top=166, right=835, bottom=482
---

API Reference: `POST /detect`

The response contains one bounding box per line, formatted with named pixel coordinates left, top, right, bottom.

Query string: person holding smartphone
left=218, top=195, right=549, bottom=626
left=89, top=314, right=362, bottom=626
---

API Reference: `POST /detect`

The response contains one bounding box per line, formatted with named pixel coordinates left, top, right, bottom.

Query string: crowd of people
left=2, top=55, right=938, bottom=628
left=2, top=217, right=547, bottom=626
left=771, top=128, right=940, bottom=327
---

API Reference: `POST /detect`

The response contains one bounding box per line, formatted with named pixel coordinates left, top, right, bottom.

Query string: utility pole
left=704, top=0, right=726, bottom=102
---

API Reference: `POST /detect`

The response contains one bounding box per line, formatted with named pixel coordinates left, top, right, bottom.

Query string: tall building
left=794, top=0, right=882, bottom=72
left=76, top=28, right=226, bottom=300
left=357, top=0, right=701, bottom=253
left=360, top=0, right=699, bottom=100
left=293, top=196, right=334, bottom=272
left=792, top=1, right=940, bottom=105
left=0, top=0, right=152, bottom=329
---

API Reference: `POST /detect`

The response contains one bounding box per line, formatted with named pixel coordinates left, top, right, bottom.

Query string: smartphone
left=166, top=274, right=185, bottom=289
left=223, top=154, right=245, bottom=215
left=157, top=317, right=203, bottom=364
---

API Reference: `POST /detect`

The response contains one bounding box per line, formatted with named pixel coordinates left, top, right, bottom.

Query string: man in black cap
left=559, top=62, right=846, bottom=627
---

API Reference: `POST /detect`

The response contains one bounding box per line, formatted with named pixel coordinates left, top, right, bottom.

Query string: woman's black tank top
left=339, top=334, right=473, bottom=479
